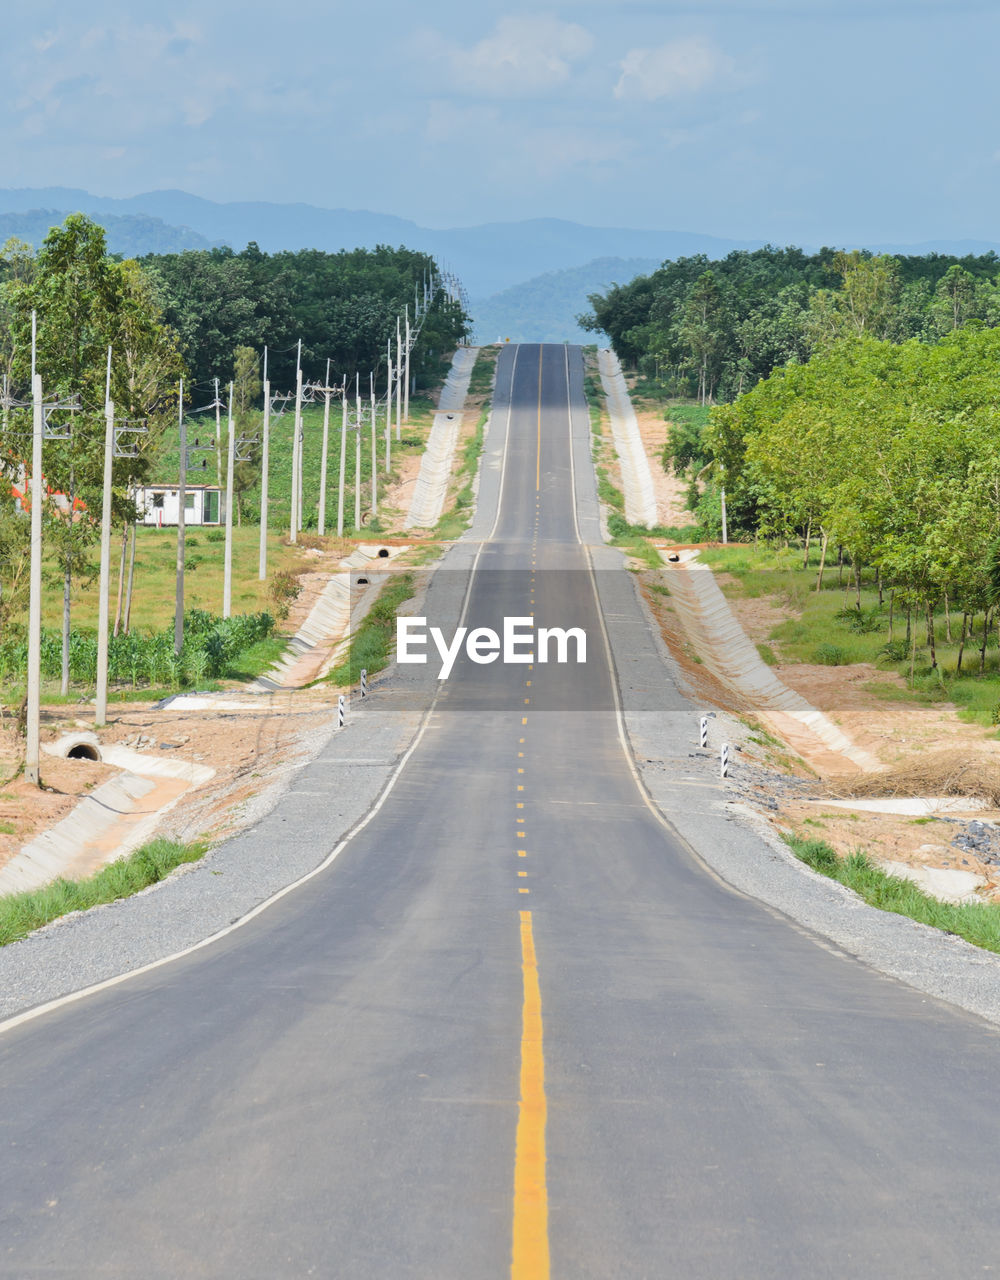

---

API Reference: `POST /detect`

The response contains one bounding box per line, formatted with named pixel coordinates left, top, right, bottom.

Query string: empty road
left=3, top=344, right=1000, bottom=1278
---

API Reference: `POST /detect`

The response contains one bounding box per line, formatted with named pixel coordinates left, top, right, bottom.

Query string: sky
left=2, top=0, right=998, bottom=244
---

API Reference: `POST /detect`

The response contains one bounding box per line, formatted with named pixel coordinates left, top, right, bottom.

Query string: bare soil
left=643, top=565, right=1000, bottom=890
left=633, top=406, right=690, bottom=527
left=0, top=690, right=340, bottom=874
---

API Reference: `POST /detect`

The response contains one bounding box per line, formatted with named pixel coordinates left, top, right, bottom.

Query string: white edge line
left=0, top=348, right=523, bottom=1041
left=565, top=346, right=741, bottom=893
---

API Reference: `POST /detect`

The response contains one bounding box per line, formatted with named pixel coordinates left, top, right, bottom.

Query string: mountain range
left=1, top=187, right=998, bottom=344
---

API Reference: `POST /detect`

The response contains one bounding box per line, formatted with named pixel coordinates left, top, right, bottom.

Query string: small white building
left=137, top=484, right=221, bottom=527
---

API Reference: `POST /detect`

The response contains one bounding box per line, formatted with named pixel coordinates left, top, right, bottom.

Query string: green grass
left=328, top=571, right=417, bottom=686
left=431, top=401, right=492, bottom=541
left=0, top=837, right=208, bottom=947
left=786, top=834, right=1000, bottom=954
left=0, top=821, right=15, bottom=836
left=467, top=346, right=498, bottom=397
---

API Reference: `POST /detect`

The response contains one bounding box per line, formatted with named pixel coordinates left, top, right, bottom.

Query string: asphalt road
left=3, top=344, right=1000, bottom=1278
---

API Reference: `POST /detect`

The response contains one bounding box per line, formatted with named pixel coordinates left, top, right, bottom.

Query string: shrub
left=813, top=643, right=849, bottom=665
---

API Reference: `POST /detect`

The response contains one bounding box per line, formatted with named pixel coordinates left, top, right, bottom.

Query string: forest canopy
left=579, top=246, right=1000, bottom=404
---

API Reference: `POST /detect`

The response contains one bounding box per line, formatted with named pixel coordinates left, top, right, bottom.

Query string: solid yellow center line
left=512, top=910, right=548, bottom=1278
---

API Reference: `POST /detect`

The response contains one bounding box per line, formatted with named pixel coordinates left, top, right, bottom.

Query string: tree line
left=580, top=246, right=1000, bottom=404
left=705, top=326, right=1000, bottom=673
left=0, top=214, right=469, bottom=690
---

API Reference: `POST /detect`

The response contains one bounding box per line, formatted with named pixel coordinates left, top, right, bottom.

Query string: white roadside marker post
left=699, top=716, right=708, bottom=749
left=338, top=694, right=346, bottom=729
left=720, top=743, right=730, bottom=779
left=360, top=668, right=367, bottom=699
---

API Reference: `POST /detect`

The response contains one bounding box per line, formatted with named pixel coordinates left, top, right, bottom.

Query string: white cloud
left=436, top=16, right=595, bottom=98
left=614, top=37, right=736, bottom=101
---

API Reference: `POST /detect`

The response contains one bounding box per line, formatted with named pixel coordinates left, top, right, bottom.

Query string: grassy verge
left=0, top=837, right=209, bottom=947
left=328, top=571, right=417, bottom=686
left=786, top=833, right=1000, bottom=954
left=427, top=347, right=497, bottom=542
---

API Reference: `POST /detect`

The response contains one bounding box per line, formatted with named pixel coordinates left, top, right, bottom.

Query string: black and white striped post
left=720, top=743, right=730, bottom=778
left=360, top=668, right=368, bottom=699
left=338, top=694, right=346, bottom=729
left=699, top=716, right=708, bottom=749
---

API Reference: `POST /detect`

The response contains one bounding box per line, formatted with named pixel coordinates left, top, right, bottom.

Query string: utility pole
left=214, top=376, right=222, bottom=489
left=354, top=375, right=362, bottom=531
left=337, top=379, right=347, bottom=537
left=175, top=377, right=186, bottom=652
left=25, top=346, right=43, bottom=787
left=404, top=305, right=411, bottom=424
left=95, top=346, right=115, bottom=727
left=370, top=371, right=377, bottom=517
left=396, top=317, right=402, bottom=442
left=385, top=354, right=393, bottom=472
left=258, top=348, right=270, bottom=580
left=223, top=383, right=235, bottom=618
left=319, top=357, right=331, bottom=536
left=290, top=342, right=302, bottom=543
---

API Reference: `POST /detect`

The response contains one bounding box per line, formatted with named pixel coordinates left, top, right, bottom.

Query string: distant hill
left=0, top=207, right=217, bottom=256
left=2, top=188, right=997, bottom=301
left=472, top=257, right=663, bottom=344
left=0, top=188, right=761, bottom=295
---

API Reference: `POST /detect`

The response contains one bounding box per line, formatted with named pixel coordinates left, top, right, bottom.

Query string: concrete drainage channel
left=0, top=541, right=406, bottom=898
left=0, top=733, right=215, bottom=896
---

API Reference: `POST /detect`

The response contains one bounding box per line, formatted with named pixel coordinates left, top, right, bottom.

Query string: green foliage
left=582, top=244, right=1000, bottom=406
left=328, top=572, right=416, bottom=686
left=785, top=834, right=1000, bottom=955
left=143, top=244, right=470, bottom=389
left=0, top=609, right=275, bottom=691
left=812, top=642, right=849, bottom=665
left=0, top=838, right=208, bottom=947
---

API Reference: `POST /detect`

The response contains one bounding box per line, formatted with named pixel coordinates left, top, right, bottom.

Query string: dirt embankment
left=640, top=565, right=1000, bottom=896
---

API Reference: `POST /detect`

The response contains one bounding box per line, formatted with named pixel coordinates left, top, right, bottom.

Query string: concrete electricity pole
left=319, top=357, right=331, bottom=536
left=214, top=376, right=222, bottom=489
left=25, top=354, right=43, bottom=787
left=404, top=306, right=411, bottom=424
left=95, top=345, right=115, bottom=727
left=223, top=383, right=235, bottom=618
left=354, top=375, right=362, bottom=531
left=396, top=318, right=402, bottom=442
left=175, top=377, right=186, bottom=652
left=290, top=341, right=303, bottom=543
left=369, top=371, right=377, bottom=517
left=385, top=353, right=393, bottom=472
left=337, top=380, right=347, bottom=538
left=258, top=348, right=270, bottom=580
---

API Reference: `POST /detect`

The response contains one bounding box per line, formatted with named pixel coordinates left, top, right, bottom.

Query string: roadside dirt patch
left=634, top=406, right=690, bottom=527
left=643, top=560, right=1000, bottom=893
left=0, top=690, right=340, bottom=876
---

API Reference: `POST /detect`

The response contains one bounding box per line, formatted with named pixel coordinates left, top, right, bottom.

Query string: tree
left=674, top=271, right=730, bottom=404
left=6, top=215, right=184, bottom=688
left=231, top=345, right=261, bottom=526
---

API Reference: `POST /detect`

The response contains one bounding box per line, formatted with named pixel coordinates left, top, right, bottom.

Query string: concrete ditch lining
left=597, top=347, right=657, bottom=529
left=663, top=549, right=881, bottom=774
left=0, top=748, right=215, bottom=897
left=406, top=346, right=480, bottom=528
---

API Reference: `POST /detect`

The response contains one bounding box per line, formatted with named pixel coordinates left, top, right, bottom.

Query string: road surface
left=3, top=344, right=1000, bottom=1278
